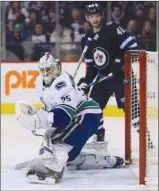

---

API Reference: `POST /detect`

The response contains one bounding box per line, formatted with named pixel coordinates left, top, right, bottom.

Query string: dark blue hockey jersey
left=81, top=22, right=138, bottom=83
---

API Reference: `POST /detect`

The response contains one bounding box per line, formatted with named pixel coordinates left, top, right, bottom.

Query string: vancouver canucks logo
left=55, top=81, right=66, bottom=90
left=92, top=47, right=109, bottom=69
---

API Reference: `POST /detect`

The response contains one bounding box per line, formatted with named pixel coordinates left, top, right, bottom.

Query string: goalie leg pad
left=82, top=141, right=108, bottom=152
left=26, top=159, right=64, bottom=184
left=26, top=137, right=71, bottom=184
left=67, top=144, right=124, bottom=170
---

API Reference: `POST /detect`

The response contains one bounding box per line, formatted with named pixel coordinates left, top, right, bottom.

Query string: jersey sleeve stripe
left=57, top=104, right=76, bottom=112
left=114, top=59, right=121, bottom=63
left=55, top=106, right=73, bottom=121
left=56, top=105, right=76, bottom=120
left=131, top=36, right=137, bottom=40
left=127, top=42, right=138, bottom=48
left=76, top=100, right=100, bottom=114
left=120, top=36, right=134, bottom=49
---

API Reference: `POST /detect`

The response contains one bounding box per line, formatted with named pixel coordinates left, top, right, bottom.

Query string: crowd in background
left=3, top=1, right=157, bottom=60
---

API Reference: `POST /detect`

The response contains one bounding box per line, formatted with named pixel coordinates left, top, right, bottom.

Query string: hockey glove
left=17, top=108, right=54, bottom=131
left=16, top=100, right=38, bottom=116
left=77, top=77, right=90, bottom=95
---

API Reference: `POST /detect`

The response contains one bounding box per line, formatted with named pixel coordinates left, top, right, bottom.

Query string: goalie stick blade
left=14, top=160, right=30, bottom=170
left=26, top=174, right=56, bottom=185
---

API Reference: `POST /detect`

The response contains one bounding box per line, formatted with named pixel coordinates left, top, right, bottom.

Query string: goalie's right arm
left=16, top=100, right=38, bottom=116
left=16, top=100, right=54, bottom=131
left=15, top=99, right=75, bottom=133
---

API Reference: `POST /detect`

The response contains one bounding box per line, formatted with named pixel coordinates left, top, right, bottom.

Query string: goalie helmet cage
left=124, top=50, right=158, bottom=185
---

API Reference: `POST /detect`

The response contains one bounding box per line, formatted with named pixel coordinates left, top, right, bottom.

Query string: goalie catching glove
left=77, top=77, right=90, bottom=95
left=16, top=100, right=54, bottom=131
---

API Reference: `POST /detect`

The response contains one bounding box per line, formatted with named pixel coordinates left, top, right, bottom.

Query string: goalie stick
left=15, top=160, right=30, bottom=170
left=14, top=142, right=110, bottom=170
left=73, top=37, right=92, bottom=79
left=15, top=133, right=53, bottom=170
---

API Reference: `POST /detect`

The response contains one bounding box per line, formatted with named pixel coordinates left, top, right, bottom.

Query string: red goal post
left=124, top=50, right=158, bottom=185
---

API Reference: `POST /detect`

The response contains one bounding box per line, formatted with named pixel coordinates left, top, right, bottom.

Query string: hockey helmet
left=38, top=53, right=61, bottom=86
left=85, top=3, right=103, bottom=16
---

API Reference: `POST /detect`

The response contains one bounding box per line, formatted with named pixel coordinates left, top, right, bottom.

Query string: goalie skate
left=26, top=168, right=64, bottom=184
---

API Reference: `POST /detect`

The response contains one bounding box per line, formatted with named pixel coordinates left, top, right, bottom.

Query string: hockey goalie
left=16, top=53, right=124, bottom=184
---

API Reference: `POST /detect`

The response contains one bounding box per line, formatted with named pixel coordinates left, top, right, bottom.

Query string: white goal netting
left=127, top=51, right=158, bottom=185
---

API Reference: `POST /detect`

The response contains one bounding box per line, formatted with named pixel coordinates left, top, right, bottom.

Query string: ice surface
left=1, top=115, right=158, bottom=190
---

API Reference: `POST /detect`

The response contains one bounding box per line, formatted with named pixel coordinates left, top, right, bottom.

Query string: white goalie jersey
left=36, top=71, right=86, bottom=112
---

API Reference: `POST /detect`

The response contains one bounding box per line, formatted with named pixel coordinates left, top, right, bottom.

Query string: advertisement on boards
left=2, top=62, right=86, bottom=102
left=1, top=62, right=122, bottom=115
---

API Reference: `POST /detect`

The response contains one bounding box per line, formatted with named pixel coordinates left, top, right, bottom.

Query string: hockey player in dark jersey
left=78, top=3, right=139, bottom=142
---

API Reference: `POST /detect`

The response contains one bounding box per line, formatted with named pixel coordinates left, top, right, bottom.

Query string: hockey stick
left=14, top=131, right=54, bottom=170
left=15, top=160, right=30, bottom=170
left=87, top=73, right=113, bottom=88
left=73, top=37, right=92, bottom=79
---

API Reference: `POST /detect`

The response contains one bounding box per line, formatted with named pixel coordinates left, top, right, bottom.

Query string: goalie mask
left=38, top=53, right=61, bottom=86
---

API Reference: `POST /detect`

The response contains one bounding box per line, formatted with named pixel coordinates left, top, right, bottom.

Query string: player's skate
left=93, top=117, right=105, bottom=142
left=113, top=156, right=124, bottom=168
left=26, top=136, right=71, bottom=184
left=96, top=128, right=105, bottom=142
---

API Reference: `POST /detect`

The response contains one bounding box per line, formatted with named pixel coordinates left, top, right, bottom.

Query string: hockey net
left=124, top=50, right=158, bottom=185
